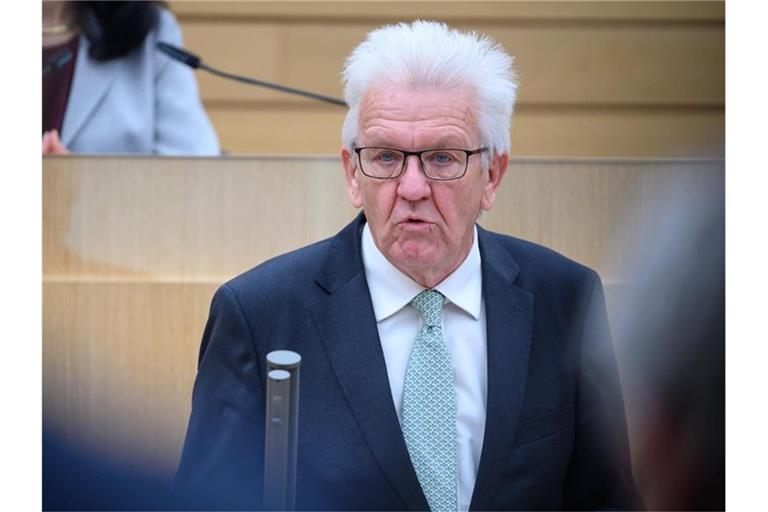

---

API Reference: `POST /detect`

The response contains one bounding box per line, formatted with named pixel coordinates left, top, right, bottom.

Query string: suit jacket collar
left=470, top=225, right=535, bottom=511
left=311, top=214, right=535, bottom=511
left=309, top=212, right=430, bottom=510
left=313, top=212, right=367, bottom=295
left=61, top=34, right=119, bottom=147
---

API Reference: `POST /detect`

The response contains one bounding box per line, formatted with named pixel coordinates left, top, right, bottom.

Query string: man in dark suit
left=177, top=21, right=641, bottom=511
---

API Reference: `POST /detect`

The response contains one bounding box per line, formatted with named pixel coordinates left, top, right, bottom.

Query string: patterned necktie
left=401, top=289, right=458, bottom=512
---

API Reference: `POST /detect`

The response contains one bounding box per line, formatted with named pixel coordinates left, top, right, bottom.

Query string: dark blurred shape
left=614, top=173, right=725, bottom=510
left=73, top=1, right=160, bottom=61
left=43, top=428, right=175, bottom=511
left=42, top=49, right=73, bottom=75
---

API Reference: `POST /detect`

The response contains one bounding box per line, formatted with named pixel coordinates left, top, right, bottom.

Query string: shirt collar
left=434, top=228, right=482, bottom=321
left=361, top=223, right=483, bottom=322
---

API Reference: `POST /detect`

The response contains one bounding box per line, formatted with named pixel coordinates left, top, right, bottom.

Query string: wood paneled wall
left=168, top=1, right=724, bottom=157
left=43, top=156, right=724, bottom=476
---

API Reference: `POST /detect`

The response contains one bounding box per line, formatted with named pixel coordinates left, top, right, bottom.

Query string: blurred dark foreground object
left=43, top=428, right=176, bottom=510
left=74, top=1, right=160, bottom=61
left=614, top=176, right=724, bottom=510
left=43, top=427, right=253, bottom=510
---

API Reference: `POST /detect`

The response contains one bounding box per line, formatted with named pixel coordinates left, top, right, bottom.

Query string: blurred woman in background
left=42, top=1, right=219, bottom=155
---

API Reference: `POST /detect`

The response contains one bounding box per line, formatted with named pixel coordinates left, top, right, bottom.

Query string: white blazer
left=61, top=8, right=220, bottom=155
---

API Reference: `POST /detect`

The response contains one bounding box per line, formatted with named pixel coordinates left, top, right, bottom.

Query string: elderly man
left=177, top=21, right=641, bottom=511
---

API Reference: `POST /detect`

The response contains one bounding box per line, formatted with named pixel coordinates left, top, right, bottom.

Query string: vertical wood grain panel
left=164, top=1, right=723, bottom=157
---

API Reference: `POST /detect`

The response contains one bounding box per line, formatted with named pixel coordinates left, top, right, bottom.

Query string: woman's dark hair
left=73, top=1, right=165, bottom=61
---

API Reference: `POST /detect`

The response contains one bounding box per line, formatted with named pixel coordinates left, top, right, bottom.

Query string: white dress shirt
left=361, top=223, right=488, bottom=511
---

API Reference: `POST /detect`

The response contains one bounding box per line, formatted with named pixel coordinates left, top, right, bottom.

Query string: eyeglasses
left=354, top=146, right=488, bottom=181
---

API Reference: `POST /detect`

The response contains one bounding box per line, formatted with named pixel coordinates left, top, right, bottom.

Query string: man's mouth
left=400, top=216, right=428, bottom=223
left=399, top=217, right=433, bottom=230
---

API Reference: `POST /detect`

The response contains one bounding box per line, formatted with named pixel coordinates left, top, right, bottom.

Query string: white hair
left=341, top=20, right=518, bottom=156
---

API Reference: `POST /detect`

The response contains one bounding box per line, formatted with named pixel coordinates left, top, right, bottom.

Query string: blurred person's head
left=338, top=21, right=517, bottom=287
left=612, top=174, right=724, bottom=510
left=73, top=1, right=161, bottom=60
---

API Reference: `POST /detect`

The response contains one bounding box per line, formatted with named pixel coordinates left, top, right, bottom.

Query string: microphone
left=43, top=49, right=73, bottom=75
left=157, top=42, right=347, bottom=107
left=157, top=41, right=201, bottom=68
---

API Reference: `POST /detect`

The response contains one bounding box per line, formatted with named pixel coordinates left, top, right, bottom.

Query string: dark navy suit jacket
left=176, top=213, right=641, bottom=510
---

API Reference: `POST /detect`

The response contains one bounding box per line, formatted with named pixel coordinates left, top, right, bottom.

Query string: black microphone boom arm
left=157, top=42, right=346, bottom=107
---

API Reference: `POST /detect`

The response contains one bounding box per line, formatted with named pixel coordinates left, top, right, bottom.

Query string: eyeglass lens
left=359, top=148, right=468, bottom=179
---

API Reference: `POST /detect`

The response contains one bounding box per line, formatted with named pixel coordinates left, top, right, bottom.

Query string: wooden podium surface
left=43, top=155, right=723, bottom=477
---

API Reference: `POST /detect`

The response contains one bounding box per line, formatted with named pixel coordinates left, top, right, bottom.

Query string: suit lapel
left=61, top=35, right=119, bottom=147
left=470, top=227, right=535, bottom=511
left=308, top=213, right=429, bottom=511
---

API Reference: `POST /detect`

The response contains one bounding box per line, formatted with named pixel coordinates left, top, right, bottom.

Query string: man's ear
left=480, top=151, right=508, bottom=211
left=341, top=146, right=363, bottom=208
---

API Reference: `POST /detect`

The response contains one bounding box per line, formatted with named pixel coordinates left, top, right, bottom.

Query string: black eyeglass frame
left=353, top=146, right=489, bottom=181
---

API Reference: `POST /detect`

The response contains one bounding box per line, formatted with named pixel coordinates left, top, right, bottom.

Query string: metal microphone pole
left=263, top=350, right=302, bottom=510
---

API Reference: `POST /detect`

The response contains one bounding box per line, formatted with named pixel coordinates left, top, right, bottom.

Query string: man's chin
left=387, top=244, right=442, bottom=274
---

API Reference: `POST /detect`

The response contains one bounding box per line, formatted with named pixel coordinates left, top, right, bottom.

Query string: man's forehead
left=357, top=85, right=479, bottom=146
left=361, top=129, right=472, bottom=149
left=360, top=85, right=476, bottom=116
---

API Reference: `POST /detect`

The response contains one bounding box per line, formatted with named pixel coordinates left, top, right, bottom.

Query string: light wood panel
left=180, top=20, right=724, bottom=106
left=43, top=155, right=724, bottom=475
left=206, top=106, right=724, bottom=157
left=44, top=156, right=724, bottom=283
left=43, top=281, right=218, bottom=474
left=170, top=1, right=725, bottom=23
left=163, top=1, right=724, bottom=157
left=483, top=158, right=724, bottom=282
left=43, top=156, right=356, bottom=279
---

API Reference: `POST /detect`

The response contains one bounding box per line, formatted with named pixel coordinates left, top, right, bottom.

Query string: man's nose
left=397, top=155, right=431, bottom=201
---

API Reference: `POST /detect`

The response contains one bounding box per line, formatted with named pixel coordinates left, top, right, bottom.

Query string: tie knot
left=410, top=289, right=444, bottom=327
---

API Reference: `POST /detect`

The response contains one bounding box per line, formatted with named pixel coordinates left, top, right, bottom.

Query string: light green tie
left=401, top=289, right=458, bottom=512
